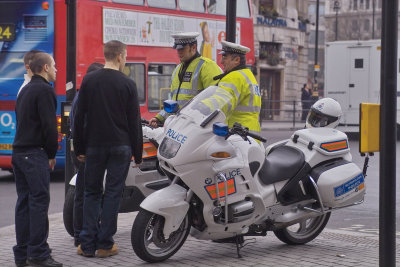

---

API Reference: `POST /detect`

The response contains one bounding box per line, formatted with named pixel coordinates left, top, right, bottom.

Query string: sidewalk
left=0, top=212, right=398, bottom=267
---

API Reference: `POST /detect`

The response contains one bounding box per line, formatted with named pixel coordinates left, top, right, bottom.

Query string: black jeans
left=70, top=149, right=85, bottom=242
left=12, top=148, right=51, bottom=262
left=79, top=145, right=131, bottom=254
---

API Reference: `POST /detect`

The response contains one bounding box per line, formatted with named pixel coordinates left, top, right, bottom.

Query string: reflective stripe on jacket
left=155, top=56, right=222, bottom=122
left=216, top=68, right=261, bottom=132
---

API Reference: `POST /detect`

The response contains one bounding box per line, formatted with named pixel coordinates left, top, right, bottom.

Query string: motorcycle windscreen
left=179, top=86, right=234, bottom=125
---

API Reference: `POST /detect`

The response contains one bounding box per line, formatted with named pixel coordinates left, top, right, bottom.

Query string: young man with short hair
left=12, top=52, right=62, bottom=267
left=73, top=40, right=143, bottom=258
left=17, top=49, right=42, bottom=97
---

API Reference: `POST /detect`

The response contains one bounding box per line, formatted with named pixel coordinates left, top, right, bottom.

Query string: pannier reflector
left=320, top=140, right=348, bottom=152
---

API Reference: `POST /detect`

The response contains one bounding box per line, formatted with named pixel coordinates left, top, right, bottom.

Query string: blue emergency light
left=213, top=122, right=229, bottom=137
left=164, top=100, right=179, bottom=113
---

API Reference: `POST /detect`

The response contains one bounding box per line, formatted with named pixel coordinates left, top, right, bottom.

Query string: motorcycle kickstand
left=235, top=236, right=245, bottom=258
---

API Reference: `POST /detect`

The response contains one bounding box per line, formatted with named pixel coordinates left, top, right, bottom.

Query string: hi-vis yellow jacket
left=215, top=68, right=261, bottom=132
left=155, top=56, right=222, bottom=123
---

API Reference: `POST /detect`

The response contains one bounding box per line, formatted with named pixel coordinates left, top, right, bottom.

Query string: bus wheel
left=63, top=185, right=75, bottom=237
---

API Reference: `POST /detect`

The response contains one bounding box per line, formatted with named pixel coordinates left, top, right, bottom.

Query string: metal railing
left=260, top=99, right=315, bottom=129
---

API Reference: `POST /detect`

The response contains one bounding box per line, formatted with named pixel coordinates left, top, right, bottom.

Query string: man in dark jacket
left=12, top=52, right=62, bottom=267
left=69, top=62, right=104, bottom=247
left=73, top=40, right=143, bottom=258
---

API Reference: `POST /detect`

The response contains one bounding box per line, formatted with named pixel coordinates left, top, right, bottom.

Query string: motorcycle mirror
left=163, top=100, right=179, bottom=113
left=213, top=122, right=229, bottom=137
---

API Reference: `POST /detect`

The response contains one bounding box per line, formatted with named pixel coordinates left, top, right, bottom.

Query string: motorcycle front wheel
left=131, top=209, right=191, bottom=263
left=273, top=212, right=331, bottom=245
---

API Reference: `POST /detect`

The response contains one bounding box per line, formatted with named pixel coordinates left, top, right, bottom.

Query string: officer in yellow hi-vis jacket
left=212, top=40, right=261, bottom=132
left=149, top=32, right=222, bottom=127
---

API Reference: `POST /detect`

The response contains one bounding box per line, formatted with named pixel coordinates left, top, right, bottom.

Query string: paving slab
left=1, top=212, right=399, bottom=267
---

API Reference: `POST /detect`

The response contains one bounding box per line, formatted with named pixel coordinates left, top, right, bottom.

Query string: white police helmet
left=306, top=98, right=342, bottom=128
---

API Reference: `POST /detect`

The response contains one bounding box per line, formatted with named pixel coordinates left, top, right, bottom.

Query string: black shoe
left=27, top=256, right=63, bottom=267
left=15, top=260, right=27, bottom=267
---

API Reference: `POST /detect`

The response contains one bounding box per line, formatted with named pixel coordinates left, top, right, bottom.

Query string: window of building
left=352, top=20, right=358, bottom=32
left=112, top=0, right=144, bottom=5
left=123, top=63, right=145, bottom=104
left=355, top=58, right=363, bottom=69
left=147, top=0, right=176, bottom=9
left=364, top=19, right=370, bottom=31
left=207, top=0, right=250, bottom=18
left=259, top=42, right=281, bottom=66
left=366, top=0, right=370, bottom=9
left=147, top=64, right=176, bottom=111
left=259, top=0, right=276, bottom=17
left=376, top=18, right=381, bottom=30
left=353, top=0, right=358, bottom=10
left=179, top=0, right=205, bottom=13
left=308, top=30, right=325, bottom=45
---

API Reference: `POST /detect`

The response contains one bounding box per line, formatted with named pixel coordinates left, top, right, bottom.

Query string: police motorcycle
left=62, top=120, right=166, bottom=237
left=130, top=86, right=366, bottom=263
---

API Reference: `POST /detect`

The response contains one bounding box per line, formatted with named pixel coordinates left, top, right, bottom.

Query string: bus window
left=147, top=0, right=176, bottom=9
left=207, top=0, right=250, bottom=18
left=123, top=63, right=145, bottom=104
left=179, top=0, right=205, bottom=13
left=0, top=52, right=25, bottom=95
left=112, top=0, right=144, bottom=5
left=147, top=64, right=176, bottom=111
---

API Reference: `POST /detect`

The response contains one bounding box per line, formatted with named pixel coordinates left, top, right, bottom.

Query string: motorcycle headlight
left=159, top=137, right=181, bottom=159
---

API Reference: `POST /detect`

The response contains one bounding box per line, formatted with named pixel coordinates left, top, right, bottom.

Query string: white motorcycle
left=131, top=86, right=366, bottom=263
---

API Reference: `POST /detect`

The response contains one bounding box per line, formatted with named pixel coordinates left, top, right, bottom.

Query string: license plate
left=0, top=144, right=12, bottom=150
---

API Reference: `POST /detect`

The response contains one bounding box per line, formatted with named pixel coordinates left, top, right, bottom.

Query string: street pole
left=335, top=9, right=338, bottom=41
left=379, top=0, right=397, bottom=266
left=372, top=0, right=375, bottom=39
left=226, top=0, right=236, bottom=42
left=333, top=0, right=340, bottom=41
left=65, top=0, right=77, bottom=195
left=312, top=0, right=320, bottom=100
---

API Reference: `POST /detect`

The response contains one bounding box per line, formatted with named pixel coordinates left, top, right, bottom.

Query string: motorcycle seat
left=259, top=145, right=305, bottom=185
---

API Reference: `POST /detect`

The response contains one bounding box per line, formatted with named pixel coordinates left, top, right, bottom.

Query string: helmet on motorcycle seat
left=306, top=98, right=342, bottom=128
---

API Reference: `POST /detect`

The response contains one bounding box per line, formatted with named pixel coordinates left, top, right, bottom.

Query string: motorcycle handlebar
left=247, top=132, right=267, bottom=143
left=141, top=118, right=163, bottom=127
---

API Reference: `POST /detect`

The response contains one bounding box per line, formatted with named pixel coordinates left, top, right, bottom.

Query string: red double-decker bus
left=0, top=0, right=255, bottom=171
left=72, top=0, right=255, bottom=119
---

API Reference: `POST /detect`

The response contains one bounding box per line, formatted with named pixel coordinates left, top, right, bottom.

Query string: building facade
left=325, top=0, right=384, bottom=42
left=253, top=0, right=322, bottom=120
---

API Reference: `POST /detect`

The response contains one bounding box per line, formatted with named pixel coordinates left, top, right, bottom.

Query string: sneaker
left=15, top=259, right=27, bottom=267
left=96, top=244, right=118, bottom=258
left=27, top=256, right=63, bottom=267
left=77, top=245, right=95, bottom=257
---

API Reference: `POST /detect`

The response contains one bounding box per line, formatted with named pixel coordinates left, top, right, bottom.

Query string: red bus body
left=69, top=0, right=255, bottom=119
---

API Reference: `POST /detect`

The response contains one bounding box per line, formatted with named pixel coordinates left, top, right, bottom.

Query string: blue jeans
left=12, top=148, right=51, bottom=262
left=79, top=145, right=131, bottom=254
left=71, top=150, right=85, bottom=241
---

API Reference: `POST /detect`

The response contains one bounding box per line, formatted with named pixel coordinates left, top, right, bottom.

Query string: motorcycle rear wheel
left=273, top=212, right=331, bottom=245
left=131, top=209, right=190, bottom=263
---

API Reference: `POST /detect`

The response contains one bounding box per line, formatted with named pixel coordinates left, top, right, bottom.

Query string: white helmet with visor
left=306, top=98, right=342, bottom=128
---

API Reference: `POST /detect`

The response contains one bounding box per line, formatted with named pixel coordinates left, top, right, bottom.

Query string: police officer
left=212, top=40, right=261, bottom=132
left=149, top=32, right=222, bottom=127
